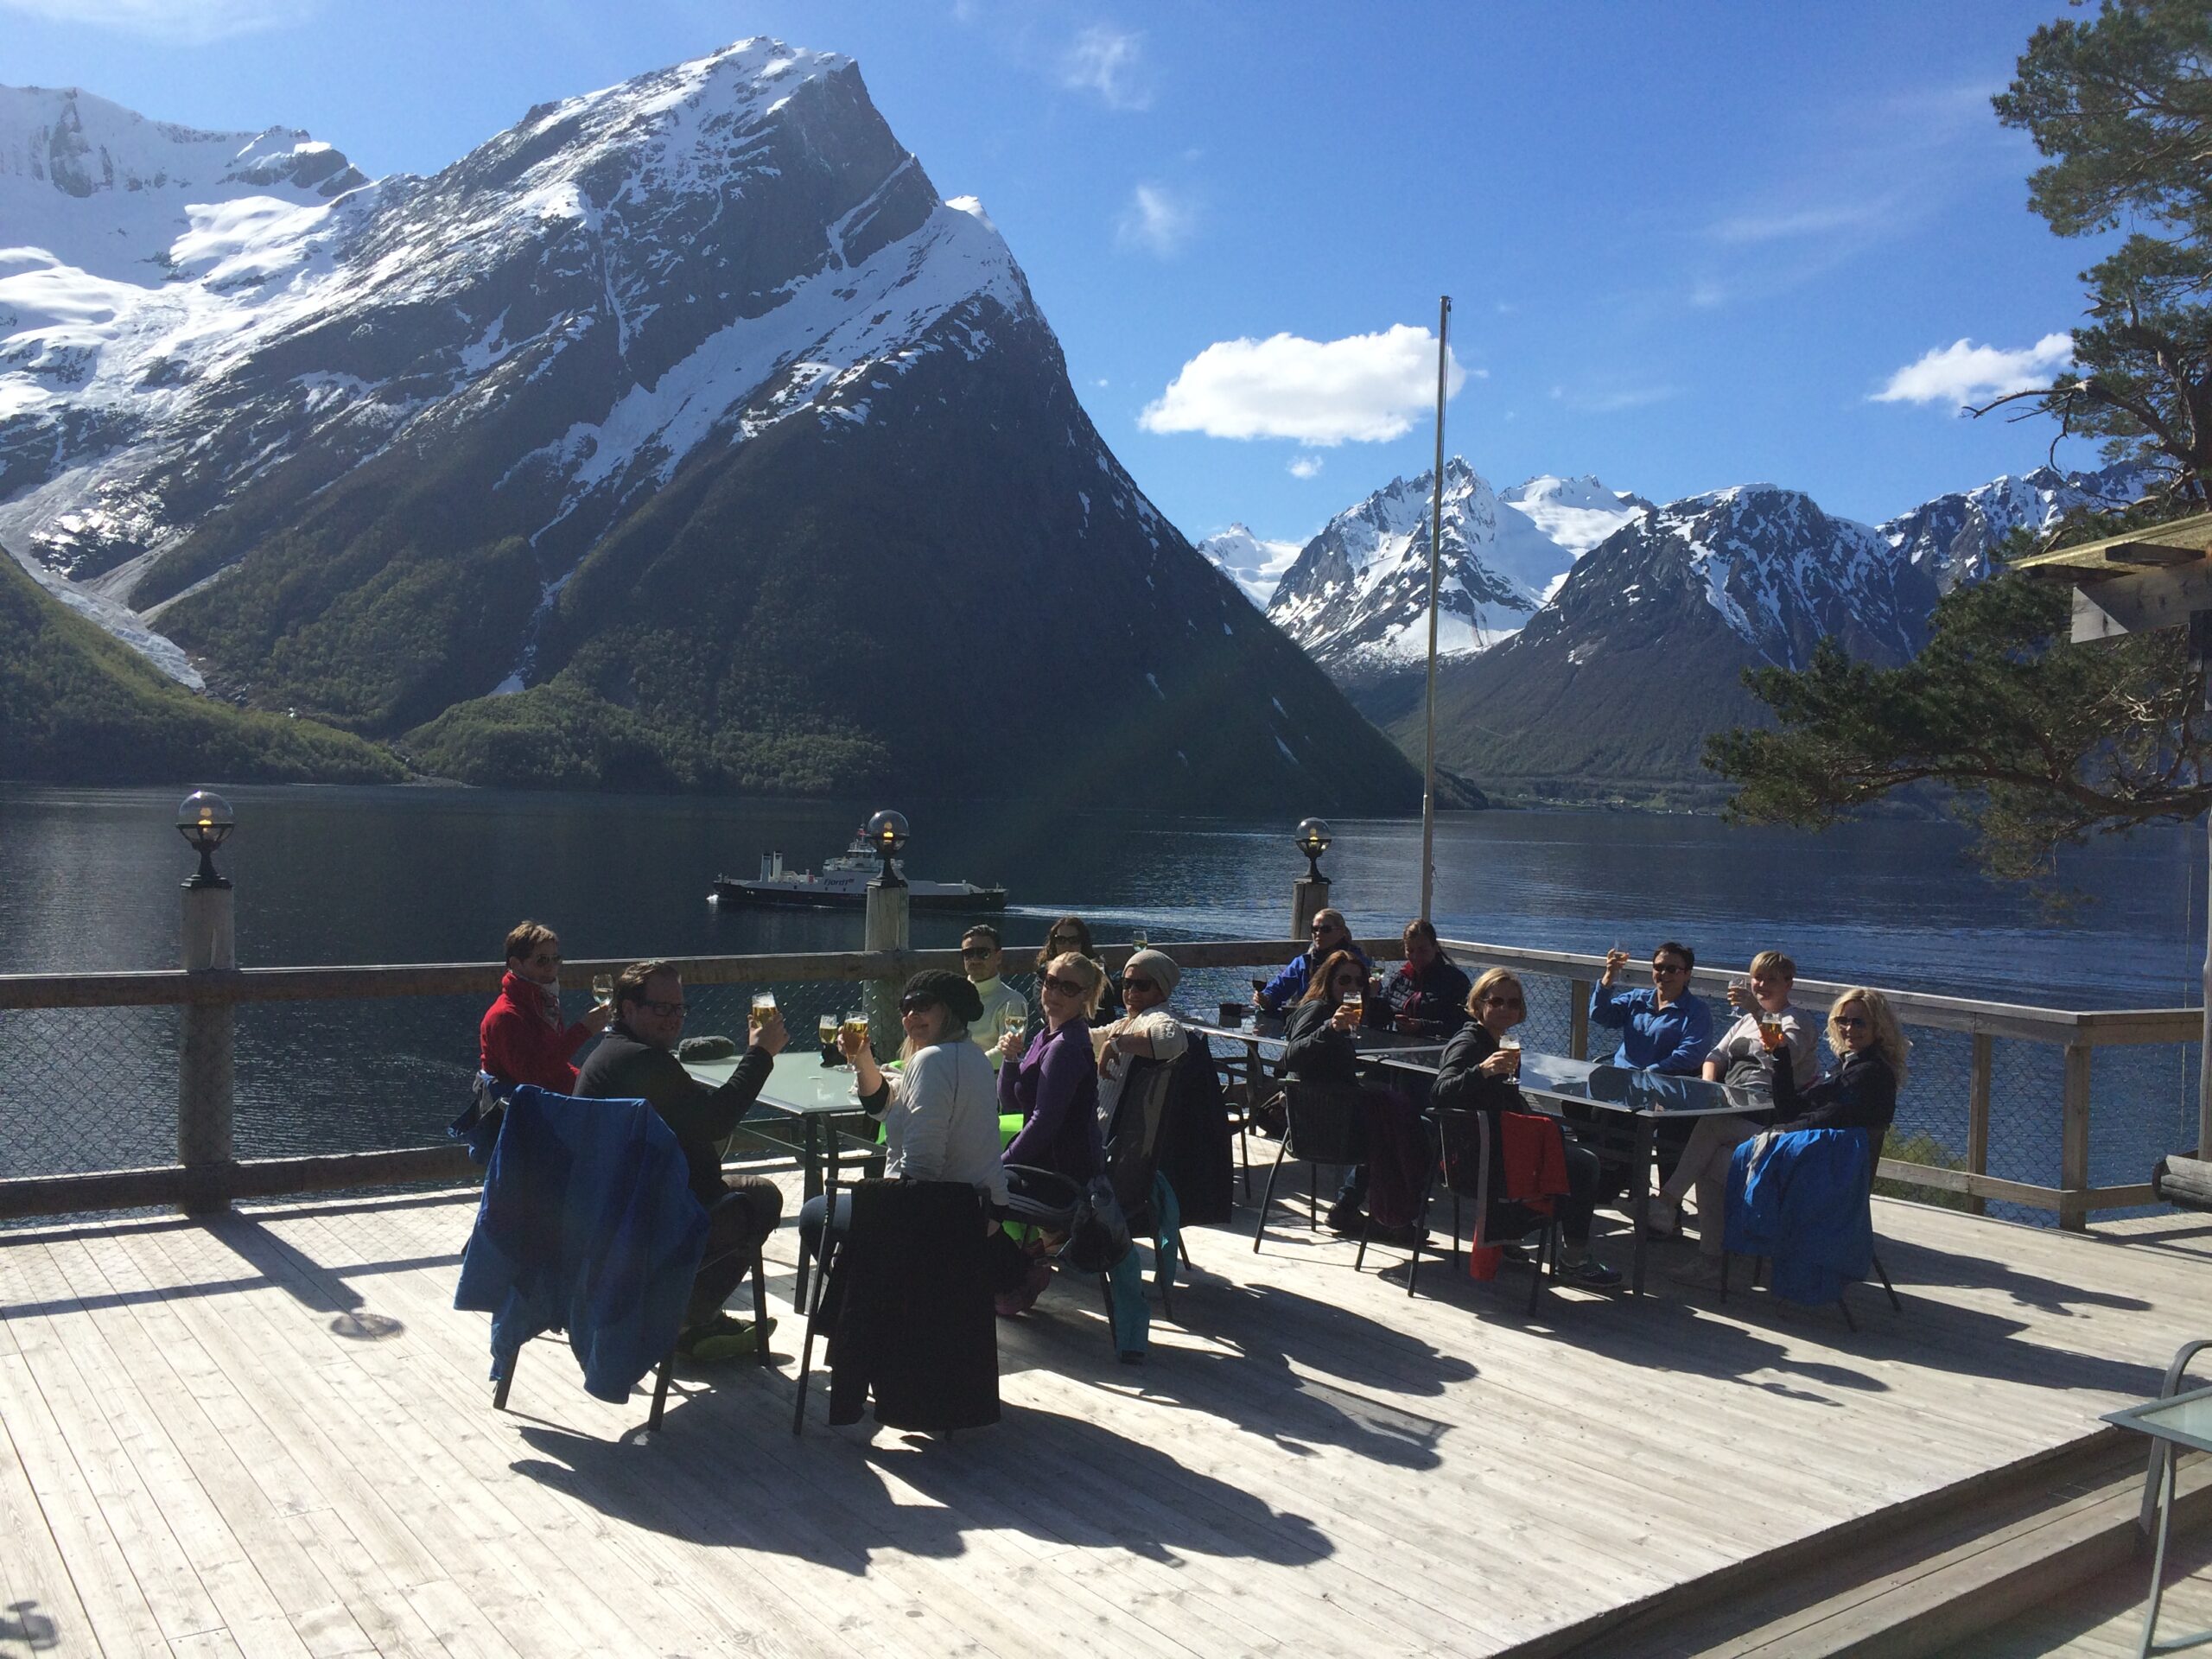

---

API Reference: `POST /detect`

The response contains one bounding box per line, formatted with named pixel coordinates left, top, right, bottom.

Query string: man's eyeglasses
left=959, top=945, right=993, bottom=960
left=638, top=999, right=686, bottom=1018
left=1651, top=962, right=1688, bottom=975
left=1310, top=923, right=1340, bottom=936
left=1040, top=973, right=1087, bottom=999
left=898, top=993, right=940, bottom=1014
left=1834, top=1014, right=1869, bottom=1030
left=1123, top=976, right=1156, bottom=995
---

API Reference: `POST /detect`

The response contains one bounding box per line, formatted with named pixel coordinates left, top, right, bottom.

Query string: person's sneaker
left=995, top=1256, right=1052, bottom=1318
left=1668, top=1254, right=1726, bottom=1290
left=1324, top=1198, right=1366, bottom=1236
left=677, top=1313, right=775, bottom=1362
left=1560, top=1256, right=1623, bottom=1290
left=1641, top=1197, right=1682, bottom=1240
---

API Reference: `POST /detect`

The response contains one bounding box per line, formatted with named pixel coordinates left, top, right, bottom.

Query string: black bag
left=1062, top=1175, right=1133, bottom=1274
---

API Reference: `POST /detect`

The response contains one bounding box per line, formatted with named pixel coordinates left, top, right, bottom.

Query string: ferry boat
left=710, top=832, right=1007, bottom=911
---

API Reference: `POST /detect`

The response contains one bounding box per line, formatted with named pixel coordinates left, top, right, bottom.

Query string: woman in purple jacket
left=994, top=950, right=1107, bottom=1314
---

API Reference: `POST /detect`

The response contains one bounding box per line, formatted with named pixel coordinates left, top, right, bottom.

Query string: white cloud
left=1062, top=25, right=1152, bottom=111
left=1711, top=199, right=1897, bottom=245
left=1116, top=183, right=1195, bottom=256
left=1548, top=384, right=1679, bottom=414
left=1288, top=455, right=1324, bottom=479
left=1140, top=325, right=1465, bottom=446
left=0, top=0, right=318, bottom=39
left=1871, top=333, right=2075, bottom=405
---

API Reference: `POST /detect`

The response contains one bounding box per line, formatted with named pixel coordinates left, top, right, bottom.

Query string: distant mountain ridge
left=0, top=47, right=1421, bottom=808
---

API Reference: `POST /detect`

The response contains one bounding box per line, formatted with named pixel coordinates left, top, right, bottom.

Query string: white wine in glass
left=591, top=974, right=613, bottom=1010
left=1130, top=928, right=1148, bottom=950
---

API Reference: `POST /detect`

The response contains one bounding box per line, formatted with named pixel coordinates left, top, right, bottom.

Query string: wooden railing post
left=1966, top=1033, right=1993, bottom=1217
left=2060, top=1039, right=2093, bottom=1232
left=1569, top=978, right=1591, bottom=1062
left=178, top=876, right=236, bottom=1215
left=862, top=874, right=909, bottom=1060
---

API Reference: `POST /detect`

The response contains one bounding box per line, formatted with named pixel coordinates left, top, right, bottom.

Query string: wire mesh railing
left=0, top=938, right=2199, bottom=1229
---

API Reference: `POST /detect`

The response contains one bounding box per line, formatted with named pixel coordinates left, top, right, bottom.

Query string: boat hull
left=711, top=880, right=1007, bottom=912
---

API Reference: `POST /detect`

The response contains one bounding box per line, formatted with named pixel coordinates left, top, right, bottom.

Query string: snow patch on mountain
left=1195, top=522, right=1300, bottom=607
left=1497, top=474, right=1648, bottom=600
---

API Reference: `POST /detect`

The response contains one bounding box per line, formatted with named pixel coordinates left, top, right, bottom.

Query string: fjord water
left=1, top=785, right=2198, bottom=1196
left=3, top=784, right=2195, bottom=1004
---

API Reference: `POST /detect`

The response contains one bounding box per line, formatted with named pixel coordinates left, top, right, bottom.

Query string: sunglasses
left=1123, top=976, right=1156, bottom=995
left=638, top=999, right=686, bottom=1018
left=1834, top=1014, right=1869, bottom=1030
left=1310, top=924, right=1340, bottom=937
left=959, top=945, right=994, bottom=960
left=1651, top=962, right=1688, bottom=975
left=899, top=993, right=940, bottom=1014
left=1040, top=973, right=1088, bottom=999
left=1484, top=996, right=1526, bottom=1010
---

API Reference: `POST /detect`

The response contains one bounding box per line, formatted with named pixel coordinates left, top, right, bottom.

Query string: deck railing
left=0, top=936, right=2197, bottom=1230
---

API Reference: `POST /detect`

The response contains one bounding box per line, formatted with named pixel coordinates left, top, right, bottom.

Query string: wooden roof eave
left=2012, top=512, right=2212, bottom=584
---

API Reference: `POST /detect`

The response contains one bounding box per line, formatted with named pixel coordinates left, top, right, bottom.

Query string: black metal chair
left=1251, top=1079, right=1368, bottom=1252
left=1373, top=1108, right=1561, bottom=1312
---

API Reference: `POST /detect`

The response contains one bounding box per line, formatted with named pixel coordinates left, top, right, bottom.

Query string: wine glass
left=591, top=973, right=613, bottom=1010
left=1130, top=928, right=1148, bottom=951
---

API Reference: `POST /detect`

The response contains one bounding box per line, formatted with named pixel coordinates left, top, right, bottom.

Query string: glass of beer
left=818, top=1012, right=840, bottom=1065
left=751, top=990, right=777, bottom=1024
left=843, top=1012, right=868, bottom=1052
left=1500, top=1032, right=1522, bottom=1077
left=1758, top=1013, right=1788, bottom=1052
left=591, top=973, right=613, bottom=1010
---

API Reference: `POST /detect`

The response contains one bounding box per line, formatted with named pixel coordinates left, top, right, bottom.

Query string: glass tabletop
left=1375, top=1051, right=1770, bottom=1118
left=1173, top=1006, right=1450, bottom=1057
left=2106, top=1383, right=2212, bottom=1454
left=683, top=1056, right=876, bottom=1116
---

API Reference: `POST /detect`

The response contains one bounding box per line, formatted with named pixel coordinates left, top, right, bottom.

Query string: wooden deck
left=0, top=1185, right=2206, bottom=1658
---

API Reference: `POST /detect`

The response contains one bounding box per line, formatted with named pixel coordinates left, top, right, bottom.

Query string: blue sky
left=7, top=0, right=2108, bottom=543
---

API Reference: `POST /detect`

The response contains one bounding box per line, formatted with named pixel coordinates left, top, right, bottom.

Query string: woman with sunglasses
left=995, top=951, right=1109, bottom=1312
left=804, top=972, right=1015, bottom=1274
left=1765, top=988, right=1906, bottom=1138
left=1431, top=969, right=1620, bottom=1288
left=1034, top=916, right=1121, bottom=1020
left=1285, top=950, right=1429, bottom=1244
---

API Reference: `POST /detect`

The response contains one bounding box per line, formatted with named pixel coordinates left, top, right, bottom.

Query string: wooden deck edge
left=0, top=1146, right=481, bottom=1220
left=1492, top=1427, right=2137, bottom=1659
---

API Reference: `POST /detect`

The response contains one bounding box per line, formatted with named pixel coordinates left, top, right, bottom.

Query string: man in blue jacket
left=1589, top=942, right=1712, bottom=1074
left=1256, top=909, right=1369, bottom=1014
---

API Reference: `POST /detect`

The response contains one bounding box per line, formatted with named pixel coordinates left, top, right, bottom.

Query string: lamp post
left=175, top=790, right=236, bottom=1214
left=1290, top=817, right=1332, bottom=941
left=861, top=810, right=912, bottom=1057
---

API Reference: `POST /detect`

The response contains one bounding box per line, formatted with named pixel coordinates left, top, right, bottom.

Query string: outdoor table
left=1376, top=1051, right=1770, bottom=1297
left=1175, top=1007, right=1452, bottom=1109
left=683, top=1055, right=883, bottom=1310
left=2105, top=1351, right=2212, bottom=1656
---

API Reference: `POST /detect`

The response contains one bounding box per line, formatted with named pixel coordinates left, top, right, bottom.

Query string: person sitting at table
left=1092, top=948, right=1190, bottom=1135
left=478, top=920, right=610, bottom=1093
left=1649, top=950, right=1820, bottom=1282
left=1374, top=918, right=1471, bottom=1039
left=1285, top=950, right=1428, bottom=1244
left=1257, top=908, right=1368, bottom=1014
left=1432, top=969, right=1620, bottom=1288
left=961, top=925, right=1028, bottom=1071
left=574, top=961, right=786, bottom=1362
left=1034, top=915, right=1121, bottom=1021
left=1589, top=941, right=1713, bottom=1075
left=1768, top=987, right=1906, bottom=1139
left=995, top=950, right=1109, bottom=1313
left=802, top=971, right=1026, bottom=1287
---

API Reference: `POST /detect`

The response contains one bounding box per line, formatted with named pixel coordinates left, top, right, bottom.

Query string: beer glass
left=751, top=990, right=777, bottom=1027
left=1758, top=1013, right=1788, bottom=1052
left=843, top=1012, right=868, bottom=1050
left=1500, top=1032, right=1523, bottom=1077
left=818, top=1013, right=840, bottom=1065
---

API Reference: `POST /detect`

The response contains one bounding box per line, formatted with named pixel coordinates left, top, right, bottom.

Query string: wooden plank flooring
left=1, top=1187, right=2206, bottom=1658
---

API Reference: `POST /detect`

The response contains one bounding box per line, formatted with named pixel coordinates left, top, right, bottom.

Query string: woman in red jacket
left=479, top=920, right=610, bottom=1092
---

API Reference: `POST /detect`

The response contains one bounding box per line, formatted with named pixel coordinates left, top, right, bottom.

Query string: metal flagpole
left=1420, top=295, right=1452, bottom=922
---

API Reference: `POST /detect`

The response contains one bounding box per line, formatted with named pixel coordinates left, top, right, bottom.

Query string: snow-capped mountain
left=1877, top=461, right=2158, bottom=594
left=1259, top=459, right=1643, bottom=684
left=0, top=46, right=1419, bottom=808
left=1401, top=465, right=2156, bottom=804
left=1195, top=523, right=1300, bottom=608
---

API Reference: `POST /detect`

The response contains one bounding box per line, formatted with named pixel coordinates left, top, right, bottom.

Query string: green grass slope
left=0, top=551, right=404, bottom=785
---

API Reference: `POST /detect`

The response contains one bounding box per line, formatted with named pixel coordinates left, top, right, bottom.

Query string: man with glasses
left=575, top=960, right=788, bottom=1361
left=1256, top=908, right=1369, bottom=1014
left=1091, top=948, right=1191, bottom=1133
left=959, top=925, right=1028, bottom=1071
left=1589, top=942, right=1713, bottom=1075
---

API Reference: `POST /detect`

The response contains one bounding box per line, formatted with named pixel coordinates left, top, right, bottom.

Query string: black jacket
left=1156, top=1045, right=1235, bottom=1225
left=827, top=1179, right=999, bottom=1432
left=1431, top=1023, right=1522, bottom=1117
left=1769, top=1048, right=1897, bottom=1139
left=1281, top=998, right=1360, bottom=1089
left=574, top=1022, right=772, bottom=1206
left=1377, top=958, right=1472, bottom=1039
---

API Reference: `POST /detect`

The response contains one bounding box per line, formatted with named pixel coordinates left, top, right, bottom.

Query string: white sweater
left=884, top=1039, right=1008, bottom=1206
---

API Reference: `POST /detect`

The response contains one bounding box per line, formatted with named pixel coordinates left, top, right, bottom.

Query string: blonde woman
left=996, top=950, right=1106, bottom=1185
left=1767, top=988, right=1908, bottom=1137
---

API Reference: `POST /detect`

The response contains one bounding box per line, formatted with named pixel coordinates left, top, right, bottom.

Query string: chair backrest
left=1436, top=1109, right=1558, bottom=1246
left=1281, top=1079, right=1367, bottom=1164
left=1104, top=1052, right=1180, bottom=1212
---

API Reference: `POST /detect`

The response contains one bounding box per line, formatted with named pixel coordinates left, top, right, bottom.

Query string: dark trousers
left=1495, top=1141, right=1604, bottom=1247
left=687, top=1175, right=783, bottom=1327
